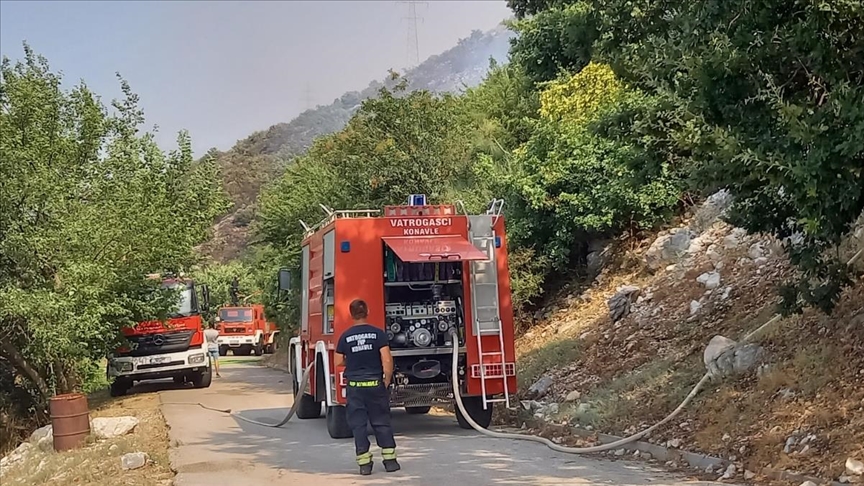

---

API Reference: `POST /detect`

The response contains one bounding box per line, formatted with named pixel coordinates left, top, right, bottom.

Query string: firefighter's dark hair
left=349, top=299, right=368, bottom=320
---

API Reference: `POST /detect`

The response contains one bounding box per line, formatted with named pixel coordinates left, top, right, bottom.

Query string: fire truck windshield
left=163, top=283, right=195, bottom=317
left=219, top=308, right=252, bottom=322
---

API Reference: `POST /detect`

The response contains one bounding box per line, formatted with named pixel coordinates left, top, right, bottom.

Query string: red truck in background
left=215, top=277, right=279, bottom=356
left=216, top=304, right=279, bottom=356
left=106, top=274, right=213, bottom=396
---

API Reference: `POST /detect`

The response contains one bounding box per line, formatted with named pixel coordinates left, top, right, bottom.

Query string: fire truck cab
left=107, top=275, right=212, bottom=396
left=280, top=195, right=517, bottom=439
left=216, top=304, right=277, bottom=356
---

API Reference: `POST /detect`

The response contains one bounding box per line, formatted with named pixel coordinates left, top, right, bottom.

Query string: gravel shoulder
left=0, top=390, right=174, bottom=486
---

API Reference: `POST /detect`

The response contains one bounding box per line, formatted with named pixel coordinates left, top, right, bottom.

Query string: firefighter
left=334, top=299, right=400, bottom=475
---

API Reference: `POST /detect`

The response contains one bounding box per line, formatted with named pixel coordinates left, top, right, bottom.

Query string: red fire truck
left=279, top=195, right=517, bottom=439
left=215, top=277, right=279, bottom=356
left=216, top=304, right=278, bottom=356
left=107, top=275, right=212, bottom=396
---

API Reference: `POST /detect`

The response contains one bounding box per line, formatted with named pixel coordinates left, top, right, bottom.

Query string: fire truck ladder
left=467, top=200, right=511, bottom=410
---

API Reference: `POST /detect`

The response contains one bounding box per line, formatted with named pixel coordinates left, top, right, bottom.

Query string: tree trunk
left=0, top=341, right=51, bottom=402
left=54, top=359, right=79, bottom=394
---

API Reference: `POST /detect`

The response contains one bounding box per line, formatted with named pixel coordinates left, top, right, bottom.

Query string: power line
left=397, top=1, right=427, bottom=67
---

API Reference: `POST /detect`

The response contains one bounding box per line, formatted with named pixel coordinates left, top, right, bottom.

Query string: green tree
left=508, top=0, right=864, bottom=314
left=507, top=63, right=682, bottom=270
left=508, top=2, right=598, bottom=83
left=0, top=45, right=228, bottom=414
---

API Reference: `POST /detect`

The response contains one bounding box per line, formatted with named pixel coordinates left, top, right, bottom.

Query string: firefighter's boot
left=382, top=448, right=400, bottom=472
left=357, top=451, right=373, bottom=475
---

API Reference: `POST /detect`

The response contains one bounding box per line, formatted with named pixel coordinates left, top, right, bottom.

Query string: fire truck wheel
left=218, top=346, right=228, bottom=357
left=295, top=392, right=323, bottom=419
left=192, top=367, right=212, bottom=388
left=326, top=405, right=352, bottom=439
left=254, top=341, right=264, bottom=356
left=110, top=379, right=131, bottom=397
left=405, top=406, right=431, bottom=415
left=455, top=397, right=493, bottom=429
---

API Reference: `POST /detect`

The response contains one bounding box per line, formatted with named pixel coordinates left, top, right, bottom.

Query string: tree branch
left=0, top=340, right=51, bottom=402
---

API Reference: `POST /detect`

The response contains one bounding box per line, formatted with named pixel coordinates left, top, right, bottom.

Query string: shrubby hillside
left=198, top=25, right=515, bottom=262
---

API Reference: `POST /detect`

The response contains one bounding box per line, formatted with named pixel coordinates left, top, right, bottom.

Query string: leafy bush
left=504, top=63, right=683, bottom=273
left=0, top=45, right=228, bottom=411
left=509, top=0, right=864, bottom=314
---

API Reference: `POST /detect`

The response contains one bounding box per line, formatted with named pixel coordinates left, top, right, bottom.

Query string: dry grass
left=1, top=392, right=174, bottom=486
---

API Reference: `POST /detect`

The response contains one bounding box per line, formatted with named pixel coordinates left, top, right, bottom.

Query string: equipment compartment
left=382, top=243, right=466, bottom=350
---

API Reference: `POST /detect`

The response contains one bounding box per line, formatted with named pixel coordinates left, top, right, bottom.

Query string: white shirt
left=203, top=328, right=219, bottom=350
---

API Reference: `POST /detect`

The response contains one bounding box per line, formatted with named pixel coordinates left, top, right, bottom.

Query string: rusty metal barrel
left=49, top=393, right=91, bottom=451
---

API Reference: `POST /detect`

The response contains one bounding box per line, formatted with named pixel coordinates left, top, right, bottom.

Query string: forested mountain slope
left=198, top=25, right=514, bottom=262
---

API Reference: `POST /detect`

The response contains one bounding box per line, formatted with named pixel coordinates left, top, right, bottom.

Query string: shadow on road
left=162, top=363, right=724, bottom=486
left=123, top=357, right=279, bottom=397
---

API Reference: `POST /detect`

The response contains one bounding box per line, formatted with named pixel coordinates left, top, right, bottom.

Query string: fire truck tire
left=326, top=405, right=352, bottom=439
left=192, top=367, right=212, bottom=388
left=295, top=392, right=322, bottom=419
left=254, top=341, right=264, bottom=356
left=405, top=406, right=431, bottom=415
left=455, top=397, right=493, bottom=429
left=110, top=379, right=131, bottom=397
left=219, top=346, right=228, bottom=356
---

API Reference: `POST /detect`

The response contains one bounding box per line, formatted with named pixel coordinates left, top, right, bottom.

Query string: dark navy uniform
left=336, top=323, right=397, bottom=471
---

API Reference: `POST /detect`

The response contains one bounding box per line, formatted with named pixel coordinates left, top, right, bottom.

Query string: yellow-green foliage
left=539, top=62, right=625, bottom=126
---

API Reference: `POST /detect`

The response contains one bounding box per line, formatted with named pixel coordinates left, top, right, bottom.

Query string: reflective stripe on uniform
left=348, top=380, right=379, bottom=387
left=357, top=451, right=373, bottom=465
left=381, top=447, right=396, bottom=460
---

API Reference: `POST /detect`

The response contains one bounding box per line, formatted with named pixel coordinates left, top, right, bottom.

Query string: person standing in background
left=203, top=320, right=221, bottom=378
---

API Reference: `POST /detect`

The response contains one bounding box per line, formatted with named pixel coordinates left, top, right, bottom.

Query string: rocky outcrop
left=526, top=375, right=555, bottom=400
left=608, top=285, right=641, bottom=322
left=690, top=189, right=734, bottom=233
left=703, top=335, right=765, bottom=379
left=645, top=228, right=694, bottom=270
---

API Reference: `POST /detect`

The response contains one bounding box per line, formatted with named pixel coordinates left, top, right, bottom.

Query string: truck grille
left=122, top=330, right=195, bottom=357
left=223, top=327, right=249, bottom=334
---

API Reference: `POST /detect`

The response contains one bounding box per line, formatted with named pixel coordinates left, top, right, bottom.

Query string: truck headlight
left=188, top=353, right=206, bottom=364
left=113, top=361, right=133, bottom=372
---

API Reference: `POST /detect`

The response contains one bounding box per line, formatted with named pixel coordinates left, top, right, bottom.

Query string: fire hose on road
left=162, top=362, right=314, bottom=428
left=448, top=328, right=710, bottom=453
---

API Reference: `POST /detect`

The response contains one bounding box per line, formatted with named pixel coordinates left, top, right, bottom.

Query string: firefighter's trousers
left=345, top=379, right=396, bottom=465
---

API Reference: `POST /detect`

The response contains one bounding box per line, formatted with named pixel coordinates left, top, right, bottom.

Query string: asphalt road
left=151, top=360, right=733, bottom=486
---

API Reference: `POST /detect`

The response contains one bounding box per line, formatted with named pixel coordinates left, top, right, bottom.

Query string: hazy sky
left=1, top=0, right=512, bottom=156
